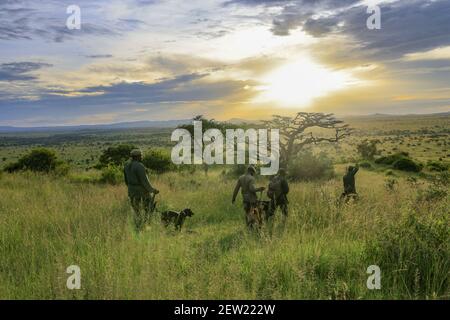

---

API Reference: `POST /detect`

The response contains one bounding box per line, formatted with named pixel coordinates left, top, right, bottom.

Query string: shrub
left=288, top=151, right=334, bottom=181
left=100, top=165, right=123, bottom=185
left=427, top=161, right=448, bottom=172
left=54, top=162, right=71, bottom=177
left=142, top=148, right=175, bottom=174
left=393, top=158, right=423, bottom=172
left=375, top=152, right=409, bottom=165
left=4, top=148, right=62, bottom=173
left=97, top=144, right=136, bottom=168
left=365, top=213, right=449, bottom=298
left=357, top=139, right=380, bottom=160
left=375, top=152, right=422, bottom=172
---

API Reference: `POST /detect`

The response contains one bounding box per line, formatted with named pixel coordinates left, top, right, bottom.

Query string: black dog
left=161, top=208, right=194, bottom=231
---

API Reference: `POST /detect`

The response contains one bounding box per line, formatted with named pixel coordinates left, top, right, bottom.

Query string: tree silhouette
left=263, top=112, right=353, bottom=167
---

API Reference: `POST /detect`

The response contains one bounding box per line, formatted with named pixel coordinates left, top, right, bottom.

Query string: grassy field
left=0, top=114, right=449, bottom=299
left=0, top=167, right=448, bottom=299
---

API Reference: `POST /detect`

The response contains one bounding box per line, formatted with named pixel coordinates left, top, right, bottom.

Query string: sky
left=0, top=0, right=449, bottom=126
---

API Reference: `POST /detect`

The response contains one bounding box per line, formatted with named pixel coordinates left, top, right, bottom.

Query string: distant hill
left=1, top=112, right=448, bottom=133
left=0, top=119, right=191, bottom=133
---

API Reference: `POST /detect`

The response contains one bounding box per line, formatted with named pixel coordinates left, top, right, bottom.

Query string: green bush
left=54, top=162, right=71, bottom=177
left=375, top=152, right=409, bottom=165
left=375, top=152, right=422, bottom=172
left=100, top=165, right=123, bottom=185
left=357, top=139, right=380, bottom=160
left=97, top=144, right=136, bottom=168
left=142, top=148, right=175, bottom=174
left=393, top=158, right=423, bottom=172
left=427, top=161, right=448, bottom=172
left=365, top=213, right=449, bottom=298
left=288, top=151, right=334, bottom=181
left=4, top=148, right=63, bottom=173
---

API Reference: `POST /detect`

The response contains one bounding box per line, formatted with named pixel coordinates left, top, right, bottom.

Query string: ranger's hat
left=130, top=149, right=142, bottom=157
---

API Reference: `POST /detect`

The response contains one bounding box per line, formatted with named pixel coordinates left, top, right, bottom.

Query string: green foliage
left=375, top=152, right=422, bottom=172
left=4, top=148, right=62, bottom=173
left=100, top=165, right=123, bottom=185
left=375, top=152, right=410, bottom=165
left=97, top=144, right=136, bottom=168
left=365, top=213, right=449, bottom=298
left=427, top=161, right=448, bottom=172
left=288, top=151, right=334, bottom=181
left=177, top=115, right=236, bottom=136
left=392, top=158, right=423, bottom=172
left=54, top=162, right=71, bottom=177
left=357, top=139, right=380, bottom=160
left=142, top=148, right=175, bottom=173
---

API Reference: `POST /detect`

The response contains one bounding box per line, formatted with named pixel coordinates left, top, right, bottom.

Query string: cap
left=130, top=149, right=142, bottom=157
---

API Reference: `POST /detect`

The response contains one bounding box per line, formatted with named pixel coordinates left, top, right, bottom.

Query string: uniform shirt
left=124, top=160, right=155, bottom=197
left=233, top=173, right=258, bottom=204
left=269, top=175, right=289, bottom=204
left=343, top=167, right=359, bottom=194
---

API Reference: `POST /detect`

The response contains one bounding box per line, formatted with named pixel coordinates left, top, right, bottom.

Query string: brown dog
left=161, top=208, right=194, bottom=231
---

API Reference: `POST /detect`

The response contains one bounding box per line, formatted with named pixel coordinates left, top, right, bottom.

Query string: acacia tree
left=177, top=115, right=235, bottom=135
left=176, top=115, right=238, bottom=173
left=263, top=112, right=352, bottom=167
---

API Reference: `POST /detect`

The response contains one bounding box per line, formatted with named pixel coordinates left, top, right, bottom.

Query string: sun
left=255, top=56, right=356, bottom=107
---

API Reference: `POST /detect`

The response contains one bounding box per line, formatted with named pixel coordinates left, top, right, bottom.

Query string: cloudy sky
left=1, top=0, right=449, bottom=126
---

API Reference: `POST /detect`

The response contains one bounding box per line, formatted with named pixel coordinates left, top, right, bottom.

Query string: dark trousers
left=269, top=197, right=288, bottom=217
left=129, top=195, right=153, bottom=231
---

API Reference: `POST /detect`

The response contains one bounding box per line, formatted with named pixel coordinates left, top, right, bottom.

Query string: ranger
left=232, top=166, right=265, bottom=228
left=267, top=168, right=289, bottom=219
left=124, top=149, right=159, bottom=230
left=341, top=164, right=359, bottom=201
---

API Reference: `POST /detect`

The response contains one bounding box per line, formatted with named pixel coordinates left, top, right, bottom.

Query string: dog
left=160, top=208, right=194, bottom=231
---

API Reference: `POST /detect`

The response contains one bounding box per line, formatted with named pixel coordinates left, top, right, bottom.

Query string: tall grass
left=0, top=168, right=448, bottom=299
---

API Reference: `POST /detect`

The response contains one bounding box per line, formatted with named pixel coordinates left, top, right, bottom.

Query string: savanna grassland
left=0, top=114, right=449, bottom=299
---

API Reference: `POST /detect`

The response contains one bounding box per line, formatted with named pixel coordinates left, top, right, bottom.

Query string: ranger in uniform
left=124, top=149, right=159, bottom=230
left=232, top=165, right=265, bottom=228
left=341, top=164, right=359, bottom=202
left=267, top=168, right=289, bottom=219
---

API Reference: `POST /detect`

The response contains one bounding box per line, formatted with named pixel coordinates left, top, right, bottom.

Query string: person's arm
left=249, top=178, right=265, bottom=193
left=136, top=163, right=157, bottom=193
left=232, top=179, right=241, bottom=203
left=123, top=167, right=128, bottom=185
